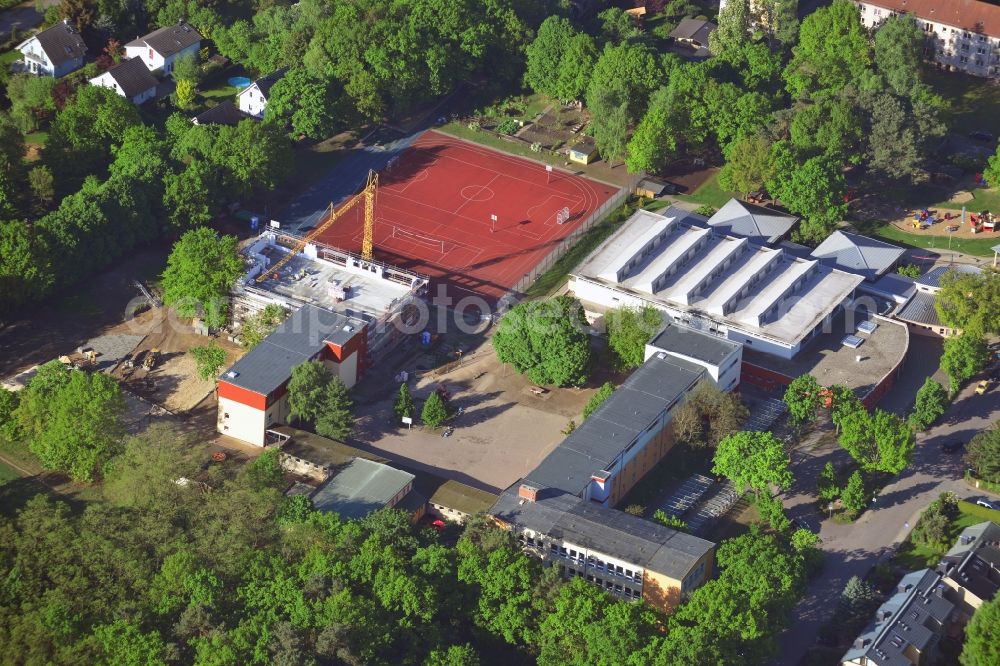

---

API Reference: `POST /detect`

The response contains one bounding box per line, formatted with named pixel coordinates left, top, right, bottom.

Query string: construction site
left=231, top=172, right=430, bottom=363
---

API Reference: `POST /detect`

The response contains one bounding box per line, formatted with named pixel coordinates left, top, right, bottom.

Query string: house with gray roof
left=938, top=521, right=1000, bottom=619
left=668, top=18, right=717, bottom=49
left=706, top=198, right=799, bottom=245
left=811, top=231, right=906, bottom=281
left=16, top=19, right=87, bottom=78
left=644, top=320, right=742, bottom=391
left=895, top=265, right=983, bottom=338
left=124, top=20, right=202, bottom=75
left=841, top=569, right=954, bottom=666
left=192, top=100, right=246, bottom=126
left=89, top=57, right=159, bottom=105
left=491, top=484, right=715, bottom=611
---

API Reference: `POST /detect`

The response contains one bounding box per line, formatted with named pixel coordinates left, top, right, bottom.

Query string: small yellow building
left=569, top=137, right=598, bottom=165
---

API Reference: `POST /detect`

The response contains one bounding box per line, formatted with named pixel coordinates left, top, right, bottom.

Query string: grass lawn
left=674, top=171, right=735, bottom=209
left=894, top=500, right=1000, bottom=570
left=867, top=223, right=999, bottom=257
left=0, top=460, right=19, bottom=485
left=200, top=84, right=238, bottom=101
left=24, top=130, right=48, bottom=147
left=925, top=69, right=1000, bottom=134
left=933, top=186, right=1000, bottom=212
left=0, top=48, right=21, bottom=69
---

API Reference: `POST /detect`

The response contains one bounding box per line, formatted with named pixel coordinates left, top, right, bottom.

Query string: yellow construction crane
left=257, top=170, right=378, bottom=283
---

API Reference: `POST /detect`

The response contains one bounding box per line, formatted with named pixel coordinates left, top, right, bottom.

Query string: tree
left=896, top=264, right=921, bottom=278
left=985, top=143, right=1000, bottom=187
left=492, top=296, right=591, bottom=387
left=286, top=361, right=333, bottom=425
left=759, top=0, right=799, bottom=48
left=961, top=596, right=1000, bottom=666
left=838, top=408, right=915, bottom=474
left=605, top=305, right=662, bottom=369
left=0, top=220, right=55, bottom=315
left=784, top=0, right=871, bottom=100
left=59, top=0, right=95, bottom=30
left=315, top=378, right=354, bottom=441
left=874, top=14, right=924, bottom=97
left=912, top=492, right=959, bottom=551
left=240, top=304, right=287, bottom=350
left=394, top=383, right=415, bottom=421
left=941, top=333, right=990, bottom=394
left=161, top=228, right=243, bottom=328
left=965, top=422, right=1000, bottom=483
left=841, top=470, right=866, bottom=515
left=174, top=78, right=196, bottom=110
left=590, top=100, right=629, bottom=164
left=523, top=16, right=577, bottom=98
left=583, top=382, right=614, bottom=420
left=266, top=68, right=345, bottom=140
left=909, top=378, right=948, bottom=430
left=190, top=342, right=227, bottom=381
left=102, top=423, right=197, bottom=509
left=767, top=147, right=846, bottom=245
left=755, top=491, right=790, bottom=532
left=555, top=33, right=598, bottom=101
left=426, top=644, right=480, bottom=666
left=15, top=365, right=125, bottom=482
left=625, top=87, right=676, bottom=173
left=863, top=92, right=924, bottom=181
left=672, top=381, right=748, bottom=447
left=789, top=96, right=864, bottom=164
left=719, top=135, right=773, bottom=195
left=0, top=387, right=20, bottom=443
left=840, top=575, right=876, bottom=619
left=653, top=509, right=689, bottom=532
left=783, top=374, right=823, bottom=427
left=162, top=159, right=217, bottom=232
left=713, top=431, right=793, bottom=496
left=710, top=0, right=750, bottom=58
left=28, top=165, right=55, bottom=215
left=935, top=269, right=1000, bottom=336
left=171, top=52, right=201, bottom=84
left=6, top=74, right=56, bottom=132
left=421, top=391, right=448, bottom=428
left=817, top=462, right=840, bottom=502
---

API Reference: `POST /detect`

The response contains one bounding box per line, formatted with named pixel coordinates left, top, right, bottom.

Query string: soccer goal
left=392, top=226, right=447, bottom=253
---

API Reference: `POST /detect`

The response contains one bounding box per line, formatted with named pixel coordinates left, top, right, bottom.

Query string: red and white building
left=217, top=304, right=367, bottom=446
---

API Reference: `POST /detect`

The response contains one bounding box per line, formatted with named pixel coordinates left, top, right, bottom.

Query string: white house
left=237, top=68, right=287, bottom=119
left=89, top=57, right=159, bottom=105
left=16, top=19, right=87, bottom=78
left=124, top=20, right=202, bottom=75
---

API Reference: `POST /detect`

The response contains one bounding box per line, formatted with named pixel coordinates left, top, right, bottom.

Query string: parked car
left=969, top=130, right=996, bottom=142
left=975, top=499, right=999, bottom=511
left=975, top=379, right=991, bottom=395
left=942, top=441, right=964, bottom=453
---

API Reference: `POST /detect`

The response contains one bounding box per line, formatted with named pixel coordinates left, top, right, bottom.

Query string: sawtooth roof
left=810, top=230, right=906, bottom=281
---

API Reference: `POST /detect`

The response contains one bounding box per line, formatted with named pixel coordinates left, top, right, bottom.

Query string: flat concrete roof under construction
left=241, top=233, right=427, bottom=321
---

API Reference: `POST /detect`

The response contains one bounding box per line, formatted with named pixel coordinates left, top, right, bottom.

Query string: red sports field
left=315, top=131, right=618, bottom=305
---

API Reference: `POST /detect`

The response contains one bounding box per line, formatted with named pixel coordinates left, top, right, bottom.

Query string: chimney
left=518, top=483, right=539, bottom=503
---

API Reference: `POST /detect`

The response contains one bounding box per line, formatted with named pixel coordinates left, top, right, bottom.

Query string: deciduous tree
left=941, top=333, right=990, bottom=394
left=784, top=0, right=871, bottom=100
left=421, top=391, right=449, bottom=428
left=719, top=134, right=774, bottom=195
left=961, top=595, right=1000, bottom=666
left=583, top=382, right=614, bottom=420
left=190, top=341, right=227, bottom=381
left=492, top=296, right=591, bottom=387
left=817, top=461, right=840, bottom=502
left=966, top=422, right=1000, bottom=483
left=841, top=470, right=866, bottom=515
left=874, top=14, right=924, bottom=97
left=161, top=228, right=243, bottom=328
left=908, top=378, right=948, bottom=430
left=783, top=373, right=823, bottom=427
left=935, top=269, right=1000, bottom=336
left=394, top=383, right=415, bottom=421
left=713, top=431, right=793, bottom=495
left=605, top=304, right=662, bottom=369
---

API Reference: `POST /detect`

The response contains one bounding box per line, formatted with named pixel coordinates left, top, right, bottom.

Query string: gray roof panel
left=220, top=304, right=364, bottom=396
left=312, top=458, right=414, bottom=520
left=895, top=291, right=941, bottom=327
left=126, top=21, right=202, bottom=58
left=669, top=18, right=717, bottom=44
left=706, top=199, right=798, bottom=245
left=29, top=21, right=87, bottom=67
left=648, top=321, right=740, bottom=365
left=192, top=100, right=245, bottom=126
left=914, top=264, right=983, bottom=289
left=102, top=57, right=159, bottom=98
left=810, top=231, right=906, bottom=280
left=525, top=354, right=704, bottom=495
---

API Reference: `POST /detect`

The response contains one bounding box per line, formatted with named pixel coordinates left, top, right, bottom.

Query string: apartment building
left=492, top=484, right=715, bottom=611
left=855, top=0, right=1000, bottom=78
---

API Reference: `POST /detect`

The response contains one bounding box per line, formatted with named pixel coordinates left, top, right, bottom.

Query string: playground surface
left=313, top=131, right=618, bottom=305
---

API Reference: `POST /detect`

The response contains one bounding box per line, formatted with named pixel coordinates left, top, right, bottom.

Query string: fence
left=498, top=173, right=644, bottom=311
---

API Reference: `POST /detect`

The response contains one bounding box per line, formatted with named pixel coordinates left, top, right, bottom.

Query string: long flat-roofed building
left=571, top=205, right=864, bottom=360
left=492, top=485, right=715, bottom=611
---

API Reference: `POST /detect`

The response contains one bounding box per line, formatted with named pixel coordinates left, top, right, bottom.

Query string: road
left=775, top=375, right=1000, bottom=664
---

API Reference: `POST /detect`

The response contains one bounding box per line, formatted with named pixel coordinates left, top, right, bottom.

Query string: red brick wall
left=741, top=362, right=795, bottom=392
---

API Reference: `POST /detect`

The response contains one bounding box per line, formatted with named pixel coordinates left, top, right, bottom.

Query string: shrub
left=495, top=117, right=520, bottom=135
